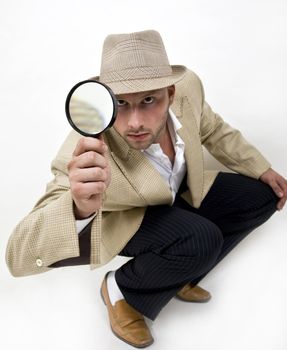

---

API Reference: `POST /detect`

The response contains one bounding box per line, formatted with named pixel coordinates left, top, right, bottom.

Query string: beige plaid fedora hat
left=94, top=30, right=187, bottom=95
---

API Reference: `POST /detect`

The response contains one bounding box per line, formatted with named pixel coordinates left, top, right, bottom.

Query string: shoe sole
left=100, top=279, right=154, bottom=348
left=175, top=294, right=211, bottom=303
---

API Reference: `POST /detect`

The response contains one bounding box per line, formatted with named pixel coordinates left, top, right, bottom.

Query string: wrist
left=73, top=203, right=97, bottom=220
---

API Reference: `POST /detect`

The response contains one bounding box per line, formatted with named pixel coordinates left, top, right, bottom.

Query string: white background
left=1, top=0, right=287, bottom=349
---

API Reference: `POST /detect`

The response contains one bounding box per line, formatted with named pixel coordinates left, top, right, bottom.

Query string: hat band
left=100, top=65, right=173, bottom=83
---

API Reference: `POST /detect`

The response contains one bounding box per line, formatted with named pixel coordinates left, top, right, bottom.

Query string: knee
left=246, top=178, right=278, bottom=211
left=259, top=181, right=278, bottom=209
left=174, top=221, right=223, bottom=267
left=174, top=224, right=223, bottom=275
left=195, top=224, right=223, bottom=265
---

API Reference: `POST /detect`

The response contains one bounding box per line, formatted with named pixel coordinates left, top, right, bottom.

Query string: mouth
left=127, top=133, right=150, bottom=141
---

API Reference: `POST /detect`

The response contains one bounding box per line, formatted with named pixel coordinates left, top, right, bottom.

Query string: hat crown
left=100, top=30, right=172, bottom=84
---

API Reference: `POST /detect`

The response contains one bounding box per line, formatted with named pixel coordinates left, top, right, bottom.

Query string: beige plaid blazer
left=6, top=69, right=271, bottom=277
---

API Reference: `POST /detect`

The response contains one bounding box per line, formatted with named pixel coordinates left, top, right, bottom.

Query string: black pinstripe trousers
left=114, top=172, right=278, bottom=320
left=50, top=172, right=278, bottom=320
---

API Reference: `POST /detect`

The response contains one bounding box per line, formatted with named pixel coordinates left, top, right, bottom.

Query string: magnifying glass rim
left=65, top=79, right=118, bottom=137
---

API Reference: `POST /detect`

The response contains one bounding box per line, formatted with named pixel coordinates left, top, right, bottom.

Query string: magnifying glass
left=65, top=80, right=118, bottom=137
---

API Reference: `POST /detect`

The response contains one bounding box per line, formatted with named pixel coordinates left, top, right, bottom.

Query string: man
left=6, top=30, right=287, bottom=348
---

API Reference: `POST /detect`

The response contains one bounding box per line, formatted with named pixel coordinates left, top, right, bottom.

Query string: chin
left=128, top=140, right=152, bottom=150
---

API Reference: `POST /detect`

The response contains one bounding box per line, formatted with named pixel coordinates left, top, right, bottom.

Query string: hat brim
left=91, top=65, right=187, bottom=95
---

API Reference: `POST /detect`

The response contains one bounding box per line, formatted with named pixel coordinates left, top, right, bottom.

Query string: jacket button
left=36, top=258, right=43, bottom=267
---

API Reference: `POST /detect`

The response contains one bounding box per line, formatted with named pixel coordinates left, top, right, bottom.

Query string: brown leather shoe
left=176, top=283, right=211, bottom=302
left=100, top=273, right=154, bottom=348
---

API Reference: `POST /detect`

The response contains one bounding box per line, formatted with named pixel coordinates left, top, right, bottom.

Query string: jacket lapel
left=172, top=97, right=204, bottom=208
left=105, top=128, right=173, bottom=206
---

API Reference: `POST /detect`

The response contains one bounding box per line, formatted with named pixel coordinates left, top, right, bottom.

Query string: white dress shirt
left=143, top=108, right=186, bottom=202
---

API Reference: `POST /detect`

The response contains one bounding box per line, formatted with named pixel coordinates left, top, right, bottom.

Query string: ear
left=167, top=85, right=175, bottom=105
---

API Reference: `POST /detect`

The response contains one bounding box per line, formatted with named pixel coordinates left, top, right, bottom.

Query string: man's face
left=113, top=86, right=175, bottom=150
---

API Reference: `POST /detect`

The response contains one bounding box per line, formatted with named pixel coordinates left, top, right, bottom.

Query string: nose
left=127, top=107, right=144, bottom=130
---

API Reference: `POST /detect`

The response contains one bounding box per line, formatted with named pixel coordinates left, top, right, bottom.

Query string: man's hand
left=68, top=137, right=111, bottom=219
left=260, top=168, right=287, bottom=210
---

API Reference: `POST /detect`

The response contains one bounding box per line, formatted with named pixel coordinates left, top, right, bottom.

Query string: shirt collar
left=168, top=108, right=182, bottom=132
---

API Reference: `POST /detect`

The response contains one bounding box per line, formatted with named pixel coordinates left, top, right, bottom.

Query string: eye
left=117, top=99, right=127, bottom=107
left=143, top=96, right=154, bottom=104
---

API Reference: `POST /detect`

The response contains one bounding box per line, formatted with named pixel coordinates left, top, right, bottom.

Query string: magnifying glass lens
left=65, top=80, right=117, bottom=137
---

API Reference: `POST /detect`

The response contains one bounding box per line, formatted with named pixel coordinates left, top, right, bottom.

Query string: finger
left=69, top=151, right=108, bottom=170
left=278, top=178, right=287, bottom=196
left=276, top=179, right=287, bottom=209
left=71, top=181, right=107, bottom=199
left=270, top=180, right=284, bottom=198
left=73, top=137, right=107, bottom=157
left=70, top=167, right=108, bottom=183
left=277, top=196, right=287, bottom=210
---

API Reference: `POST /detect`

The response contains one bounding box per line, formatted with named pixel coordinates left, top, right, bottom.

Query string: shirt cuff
left=75, top=212, right=97, bottom=234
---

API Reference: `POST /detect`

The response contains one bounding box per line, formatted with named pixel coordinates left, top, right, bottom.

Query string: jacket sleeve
left=198, top=81, right=271, bottom=179
left=6, top=148, right=81, bottom=277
